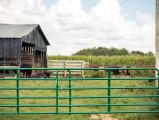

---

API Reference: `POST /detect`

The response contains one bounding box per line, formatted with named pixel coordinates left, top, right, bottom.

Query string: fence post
left=157, top=70, right=159, bottom=99
left=81, top=61, right=84, bottom=76
left=68, top=69, right=72, bottom=113
left=108, top=69, right=111, bottom=113
left=16, top=69, right=20, bottom=113
left=56, top=70, right=59, bottom=114
left=64, top=61, right=66, bottom=77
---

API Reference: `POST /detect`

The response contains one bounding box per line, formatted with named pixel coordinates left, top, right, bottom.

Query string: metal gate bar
left=0, top=67, right=158, bottom=114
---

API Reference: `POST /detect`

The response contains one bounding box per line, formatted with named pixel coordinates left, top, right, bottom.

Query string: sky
left=0, top=0, right=156, bottom=55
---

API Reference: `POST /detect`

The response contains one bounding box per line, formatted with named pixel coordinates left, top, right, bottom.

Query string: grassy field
left=0, top=70, right=159, bottom=120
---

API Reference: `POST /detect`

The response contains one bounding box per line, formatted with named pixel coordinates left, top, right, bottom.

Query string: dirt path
left=90, top=114, right=118, bottom=120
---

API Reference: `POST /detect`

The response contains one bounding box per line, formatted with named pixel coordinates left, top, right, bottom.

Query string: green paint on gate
left=108, top=69, right=111, bottom=113
left=16, top=69, right=20, bottom=113
left=0, top=67, right=158, bottom=114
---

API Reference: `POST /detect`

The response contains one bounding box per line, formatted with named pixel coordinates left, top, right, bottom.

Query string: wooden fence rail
left=48, top=60, right=87, bottom=77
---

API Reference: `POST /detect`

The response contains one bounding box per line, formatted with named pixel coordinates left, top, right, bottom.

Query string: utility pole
left=156, top=0, right=159, bottom=86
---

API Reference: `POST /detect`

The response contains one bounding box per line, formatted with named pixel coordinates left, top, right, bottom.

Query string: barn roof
left=0, top=24, right=50, bottom=45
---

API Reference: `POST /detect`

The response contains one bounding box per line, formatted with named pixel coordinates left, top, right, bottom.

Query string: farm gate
left=0, top=67, right=158, bottom=114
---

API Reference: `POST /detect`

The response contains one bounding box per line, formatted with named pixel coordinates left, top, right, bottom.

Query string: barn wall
left=0, top=38, right=21, bottom=65
left=22, top=29, right=47, bottom=52
left=34, top=29, right=47, bottom=52
left=21, top=28, right=48, bottom=68
left=0, top=38, right=21, bottom=58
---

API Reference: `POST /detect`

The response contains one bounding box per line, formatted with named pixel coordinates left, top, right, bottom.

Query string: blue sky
left=44, top=0, right=155, bottom=17
left=44, top=0, right=58, bottom=7
left=120, top=0, right=155, bottom=19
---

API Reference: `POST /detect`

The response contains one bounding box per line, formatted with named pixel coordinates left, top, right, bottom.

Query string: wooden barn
left=0, top=24, right=50, bottom=68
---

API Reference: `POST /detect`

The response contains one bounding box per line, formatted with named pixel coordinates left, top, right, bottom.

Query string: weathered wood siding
left=21, top=28, right=48, bottom=68
left=0, top=38, right=21, bottom=58
left=22, top=28, right=47, bottom=52
left=0, top=38, right=21, bottom=66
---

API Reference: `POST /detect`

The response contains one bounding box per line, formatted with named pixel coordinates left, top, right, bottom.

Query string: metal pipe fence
left=0, top=67, right=158, bottom=114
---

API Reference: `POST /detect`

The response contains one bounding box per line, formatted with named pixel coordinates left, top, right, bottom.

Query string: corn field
left=48, top=55, right=155, bottom=77
left=48, top=55, right=155, bottom=67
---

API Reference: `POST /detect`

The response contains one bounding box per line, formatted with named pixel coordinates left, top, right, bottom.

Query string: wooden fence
left=48, top=60, right=87, bottom=77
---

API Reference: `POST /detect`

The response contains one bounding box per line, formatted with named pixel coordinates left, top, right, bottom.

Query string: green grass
left=0, top=73, right=158, bottom=120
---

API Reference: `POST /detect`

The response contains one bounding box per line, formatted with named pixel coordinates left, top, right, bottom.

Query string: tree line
left=72, top=47, right=154, bottom=56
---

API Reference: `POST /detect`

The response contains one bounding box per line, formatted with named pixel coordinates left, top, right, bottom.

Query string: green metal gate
left=0, top=67, right=158, bottom=114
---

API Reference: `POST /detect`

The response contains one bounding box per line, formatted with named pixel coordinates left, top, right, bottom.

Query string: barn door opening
left=21, top=42, right=35, bottom=66
left=34, top=50, right=46, bottom=74
left=34, top=50, right=45, bottom=68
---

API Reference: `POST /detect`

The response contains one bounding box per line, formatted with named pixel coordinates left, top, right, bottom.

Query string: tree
left=72, top=47, right=129, bottom=56
left=72, top=47, right=154, bottom=56
left=130, top=51, right=145, bottom=55
left=145, top=51, right=154, bottom=56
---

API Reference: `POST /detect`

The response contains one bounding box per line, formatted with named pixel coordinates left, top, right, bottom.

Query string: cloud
left=0, top=0, right=155, bottom=55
